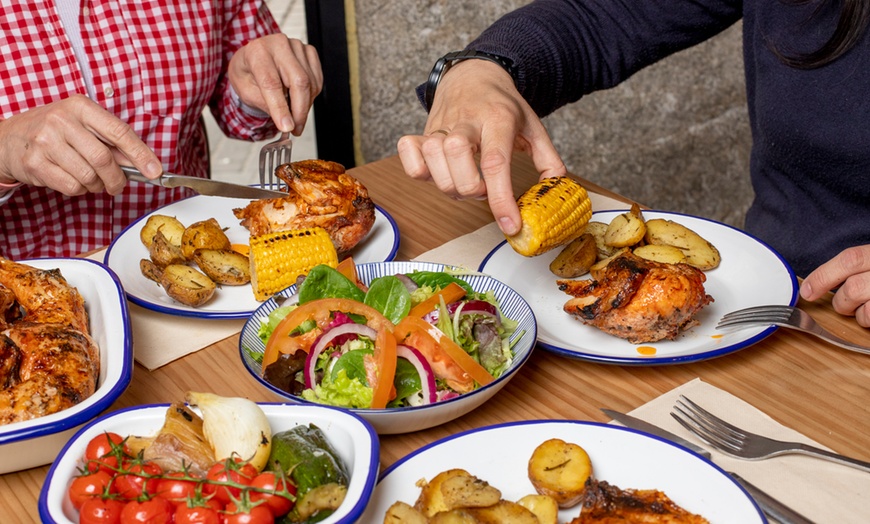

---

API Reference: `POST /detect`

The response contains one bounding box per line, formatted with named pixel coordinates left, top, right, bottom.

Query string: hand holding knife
left=601, top=409, right=816, bottom=524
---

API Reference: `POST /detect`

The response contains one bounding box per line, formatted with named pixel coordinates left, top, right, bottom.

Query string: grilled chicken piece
left=558, top=252, right=712, bottom=344
left=0, top=257, right=100, bottom=425
left=570, top=478, right=710, bottom=524
left=233, top=160, right=376, bottom=255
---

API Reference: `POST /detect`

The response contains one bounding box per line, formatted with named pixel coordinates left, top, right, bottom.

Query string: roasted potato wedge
left=148, top=230, right=187, bottom=268
left=460, top=500, right=540, bottom=524
left=140, top=214, right=185, bottom=248
left=632, top=244, right=688, bottom=265
left=414, top=469, right=500, bottom=518
left=428, top=509, right=481, bottom=524
left=644, top=218, right=721, bottom=270
left=549, top=233, right=598, bottom=277
left=140, top=259, right=164, bottom=284
left=384, top=501, right=429, bottom=524
left=604, top=205, right=646, bottom=248
left=516, top=494, right=559, bottom=524
left=589, top=247, right=629, bottom=280
left=159, top=264, right=217, bottom=307
left=180, top=218, right=232, bottom=260
left=585, top=221, right=621, bottom=260
left=192, top=249, right=251, bottom=285
left=528, top=438, right=592, bottom=508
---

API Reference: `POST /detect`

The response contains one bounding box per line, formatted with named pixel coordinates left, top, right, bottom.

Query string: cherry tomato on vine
left=154, top=471, right=198, bottom=507
left=224, top=501, right=275, bottom=524
left=114, top=461, right=163, bottom=500
left=119, top=497, right=173, bottom=524
left=68, top=470, right=113, bottom=509
left=249, top=472, right=295, bottom=516
left=78, top=497, right=125, bottom=524
left=203, top=458, right=257, bottom=504
left=174, top=502, right=223, bottom=524
left=84, top=432, right=129, bottom=474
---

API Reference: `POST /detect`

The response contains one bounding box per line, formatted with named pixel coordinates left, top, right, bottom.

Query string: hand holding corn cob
left=505, top=176, right=593, bottom=257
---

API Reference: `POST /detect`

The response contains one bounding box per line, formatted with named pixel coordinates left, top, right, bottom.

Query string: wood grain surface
left=1, top=153, right=868, bottom=523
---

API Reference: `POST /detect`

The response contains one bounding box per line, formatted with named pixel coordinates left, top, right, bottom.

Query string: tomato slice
left=407, top=282, right=467, bottom=318
left=395, top=316, right=494, bottom=387
left=263, top=298, right=395, bottom=370
left=368, top=328, right=398, bottom=409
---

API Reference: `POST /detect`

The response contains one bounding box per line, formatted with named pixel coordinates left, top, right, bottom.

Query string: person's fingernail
left=281, top=116, right=295, bottom=133
left=498, top=216, right=518, bottom=236
left=800, top=280, right=812, bottom=298
left=145, top=161, right=162, bottom=178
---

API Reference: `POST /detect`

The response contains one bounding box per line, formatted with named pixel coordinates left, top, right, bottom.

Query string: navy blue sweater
left=456, top=0, right=870, bottom=277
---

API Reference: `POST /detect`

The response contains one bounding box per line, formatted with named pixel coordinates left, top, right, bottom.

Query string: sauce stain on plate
left=636, top=346, right=657, bottom=356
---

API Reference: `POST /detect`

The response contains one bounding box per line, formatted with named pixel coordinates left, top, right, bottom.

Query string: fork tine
left=670, top=408, right=738, bottom=453
left=719, top=305, right=794, bottom=319
left=678, top=396, right=749, bottom=438
left=717, top=316, right=789, bottom=329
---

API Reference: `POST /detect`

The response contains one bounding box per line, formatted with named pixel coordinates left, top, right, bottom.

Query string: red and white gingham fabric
left=0, top=0, right=281, bottom=258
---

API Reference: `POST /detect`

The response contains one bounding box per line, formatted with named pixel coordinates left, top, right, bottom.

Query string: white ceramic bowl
left=238, top=261, right=538, bottom=434
left=0, top=258, right=133, bottom=474
left=39, top=402, right=380, bottom=524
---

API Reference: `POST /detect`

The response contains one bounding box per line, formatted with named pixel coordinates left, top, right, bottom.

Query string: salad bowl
left=239, top=261, right=538, bottom=434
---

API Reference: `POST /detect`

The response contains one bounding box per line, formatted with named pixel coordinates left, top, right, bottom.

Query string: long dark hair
left=775, top=0, right=870, bottom=68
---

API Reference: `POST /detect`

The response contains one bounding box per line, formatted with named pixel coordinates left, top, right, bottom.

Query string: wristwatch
left=423, top=50, right=516, bottom=109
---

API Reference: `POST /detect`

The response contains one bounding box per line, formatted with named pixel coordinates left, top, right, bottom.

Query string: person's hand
left=800, top=245, right=870, bottom=327
left=397, top=60, right=567, bottom=236
left=228, top=34, right=323, bottom=135
left=0, top=94, right=162, bottom=196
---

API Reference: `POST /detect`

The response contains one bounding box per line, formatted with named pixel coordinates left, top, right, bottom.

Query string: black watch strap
left=423, top=50, right=516, bottom=109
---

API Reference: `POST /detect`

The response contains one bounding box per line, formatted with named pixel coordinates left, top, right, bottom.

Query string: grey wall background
left=352, top=0, right=754, bottom=228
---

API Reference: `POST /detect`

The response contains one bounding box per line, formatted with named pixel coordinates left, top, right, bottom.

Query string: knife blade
left=601, top=409, right=816, bottom=524
left=121, top=165, right=287, bottom=199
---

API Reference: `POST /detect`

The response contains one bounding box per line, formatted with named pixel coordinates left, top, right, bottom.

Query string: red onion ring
left=304, top=323, right=378, bottom=388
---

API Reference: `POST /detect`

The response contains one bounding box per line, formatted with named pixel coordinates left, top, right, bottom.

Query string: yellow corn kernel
left=505, top=176, right=593, bottom=257
left=249, top=227, right=338, bottom=301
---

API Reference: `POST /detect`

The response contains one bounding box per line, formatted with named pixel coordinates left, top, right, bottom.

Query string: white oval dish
left=38, top=402, right=379, bottom=524
left=360, top=419, right=765, bottom=523
left=0, top=258, right=132, bottom=474
left=105, top=195, right=400, bottom=319
left=480, top=210, right=798, bottom=365
left=239, top=261, right=538, bottom=434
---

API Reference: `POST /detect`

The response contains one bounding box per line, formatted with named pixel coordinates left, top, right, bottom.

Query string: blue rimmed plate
left=480, top=210, right=798, bottom=365
left=105, top=195, right=399, bottom=319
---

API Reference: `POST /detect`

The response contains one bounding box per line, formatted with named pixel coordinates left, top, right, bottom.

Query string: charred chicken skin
left=570, top=478, right=710, bottom=524
left=233, top=159, right=376, bottom=255
left=0, top=257, right=100, bottom=425
left=558, top=252, right=713, bottom=344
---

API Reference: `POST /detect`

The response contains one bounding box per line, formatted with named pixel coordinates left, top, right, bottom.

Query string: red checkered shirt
left=0, top=0, right=281, bottom=258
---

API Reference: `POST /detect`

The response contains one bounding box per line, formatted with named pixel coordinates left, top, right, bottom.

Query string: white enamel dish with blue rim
left=0, top=258, right=133, bottom=474
left=360, top=419, right=766, bottom=522
left=239, top=261, right=538, bottom=434
left=39, top=402, right=379, bottom=524
left=105, top=195, right=400, bottom=319
left=480, top=210, right=798, bottom=365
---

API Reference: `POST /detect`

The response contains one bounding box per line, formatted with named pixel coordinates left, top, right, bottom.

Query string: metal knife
left=121, top=165, right=287, bottom=199
left=601, top=409, right=816, bottom=524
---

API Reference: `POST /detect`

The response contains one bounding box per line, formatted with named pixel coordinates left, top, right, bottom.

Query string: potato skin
left=181, top=218, right=232, bottom=260
left=140, top=259, right=164, bottom=283
left=384, top=501, right=429, bottom=524
left=148, top=230, right=187, bottom=268
left=516, top=494, right=559, bottom=524
left=528, top=438, right=593, bottom=508
left=414, top=469, right=501, bottom=518
left=159, top=264, right=217, bottom=307
left=140, top=214, right=185, bottom=248
left=549, top=233, right=598, bottom=277
left=192, top=248, right=251, bottom=285
left=632, top=244, right=687, bottom=265
left=644, top=218, right=721, bottom=270
left=603, top=206, right=646, bottom=248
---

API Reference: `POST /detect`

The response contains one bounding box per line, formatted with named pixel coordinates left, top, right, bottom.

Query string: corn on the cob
left=249, top=227, right=338, bottom=301
left=505, top=176, right=593, bottom=257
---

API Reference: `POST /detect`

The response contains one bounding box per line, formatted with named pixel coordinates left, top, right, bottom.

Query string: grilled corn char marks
left=558, top=252, right=712, bottom=344
left=0, top=258, right=99, bottom=425
left=233, top=160, right=376, bottom=255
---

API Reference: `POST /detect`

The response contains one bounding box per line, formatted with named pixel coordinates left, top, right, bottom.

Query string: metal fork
left=671, top=395, right=870, bottom=473
left=258, top=131, right=293, bottom=189
left=717, top=305, right=870, bottom=356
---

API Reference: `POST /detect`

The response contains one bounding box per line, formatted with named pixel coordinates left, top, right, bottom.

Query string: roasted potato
left=384, top=501, right=429, bottom=524
left=148, top=230, right=187, bottom=268
left=589, top=247, right=629, bottom=280
left=180, top=218, right=232, bottom=260
left=603, top=205, right=646, bottom=248
left=414, top=469, right=501, bottom=518
left=644, top=218, right=721, bottom=270
left=632, top=244, right=688, bottom=265
left=159, top=264, right=217, bottom=307
left=549, top=233, right=598, bottom=277
left=516, top=494, right=559, bottom=524
left=428, top=509, right=481, bottom=524
left=140, top=214, right=185, bottom=248
left=528, top=438, right=593, bottom=508
left=140, top=259, right=164, bottom=284
left=192, top=249, right=251, bottom=285
left=459, top=500, right=540, bottom=524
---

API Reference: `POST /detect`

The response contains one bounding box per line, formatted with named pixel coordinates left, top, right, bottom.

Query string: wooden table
left=2, top=153, right=868, bottom=522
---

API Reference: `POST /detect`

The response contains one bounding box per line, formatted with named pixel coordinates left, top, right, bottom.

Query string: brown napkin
left=620, top=379, right=869, bottom=524
left=85, top=250, right=244, bottom=370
